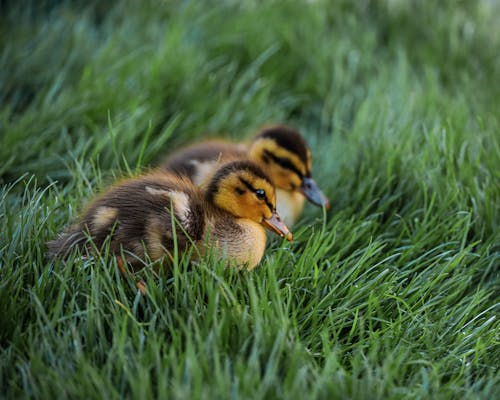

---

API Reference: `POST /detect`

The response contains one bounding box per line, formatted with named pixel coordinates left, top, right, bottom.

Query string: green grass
left=1, top=0, right=499, bottom=398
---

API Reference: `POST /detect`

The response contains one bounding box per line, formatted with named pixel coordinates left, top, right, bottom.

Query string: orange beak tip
left=263, top=211, right=293, bottom=241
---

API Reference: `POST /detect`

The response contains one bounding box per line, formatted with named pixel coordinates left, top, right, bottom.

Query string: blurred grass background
left=1, top=0, right=499, bottom=398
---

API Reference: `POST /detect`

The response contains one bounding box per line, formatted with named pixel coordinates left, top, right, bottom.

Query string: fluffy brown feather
left=49, top=162, right=292, bottom=270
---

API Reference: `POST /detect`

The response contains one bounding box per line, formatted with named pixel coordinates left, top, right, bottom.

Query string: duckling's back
left=48, top=173, right=205, bottom=266
left=162, top=140, right=248, bottom=185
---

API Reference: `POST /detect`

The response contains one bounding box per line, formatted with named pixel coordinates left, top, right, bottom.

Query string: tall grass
left=1, top=1, right=499, bottom=398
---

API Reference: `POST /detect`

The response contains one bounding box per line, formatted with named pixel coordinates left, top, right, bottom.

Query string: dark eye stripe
left=239, top=177, right=257, bottom=192
left=239, top=177, right=274, bottom=212
left=263, top=149, right=306, bottom=178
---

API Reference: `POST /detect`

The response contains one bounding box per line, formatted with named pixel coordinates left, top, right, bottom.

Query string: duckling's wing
left=91, top=177, right=205, bottom=260
left=49, top=174, right=206, bottom=265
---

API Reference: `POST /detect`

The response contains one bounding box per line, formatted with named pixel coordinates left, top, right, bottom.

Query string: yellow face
left=213, top=169, right=277, bottom=222
left=249, top=138, right=311, bottom=192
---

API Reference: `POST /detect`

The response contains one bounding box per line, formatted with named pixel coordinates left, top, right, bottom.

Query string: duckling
left=48, top=161, right=292, bottom=271
left=161, top=125, right=330, bottom=225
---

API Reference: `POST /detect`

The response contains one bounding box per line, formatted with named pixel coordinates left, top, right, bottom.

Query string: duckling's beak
left=262, top=211, right=293, bottom=242
left=300, top=177, right=330, bottom=209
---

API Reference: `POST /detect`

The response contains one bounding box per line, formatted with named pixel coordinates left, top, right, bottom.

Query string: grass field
left=1, top=0, right=499, bottom=398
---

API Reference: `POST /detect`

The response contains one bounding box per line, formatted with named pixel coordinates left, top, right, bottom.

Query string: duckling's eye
left=255, top=189, right=266, bottom=200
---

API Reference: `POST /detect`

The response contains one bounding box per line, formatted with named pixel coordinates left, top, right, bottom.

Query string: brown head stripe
left=257, top=126, right=310, bottom=168
left=262, top=149, right=306, bottom=178
left=205, top=160, right=272, bottom=202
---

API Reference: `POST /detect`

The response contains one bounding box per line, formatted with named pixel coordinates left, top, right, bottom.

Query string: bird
left=161, top=124, right=330, bottom=226
left=48, top=160, right=293, bottom=271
